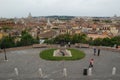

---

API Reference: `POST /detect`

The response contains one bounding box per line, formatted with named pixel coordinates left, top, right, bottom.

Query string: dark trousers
left=89, top=64, right=93, bottom=68
left=98, top=49, right=100, bottom=56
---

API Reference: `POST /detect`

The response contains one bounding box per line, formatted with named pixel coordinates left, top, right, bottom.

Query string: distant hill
left=45, top=15, right=75, bottom=20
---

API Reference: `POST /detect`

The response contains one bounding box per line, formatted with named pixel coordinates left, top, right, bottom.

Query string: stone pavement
left=0, top=47, right=120, bottom=80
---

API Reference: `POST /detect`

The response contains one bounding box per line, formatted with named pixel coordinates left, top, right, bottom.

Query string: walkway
left=0, top=47, right=120, bottom=80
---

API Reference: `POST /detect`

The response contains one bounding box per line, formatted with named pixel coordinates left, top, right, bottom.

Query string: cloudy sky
left=0, top=0, right=120, bottom=18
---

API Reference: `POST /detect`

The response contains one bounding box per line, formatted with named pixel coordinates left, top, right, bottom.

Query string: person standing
left=68, top=42, right=71, bottom=47
left=98, top=48, right=100, bottom=56
left=89, top=58, right=94, bottom=68
left=93, top=47, right=96, bottom=56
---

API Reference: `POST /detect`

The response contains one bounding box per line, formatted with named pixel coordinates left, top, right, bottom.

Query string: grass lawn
left=40, top=48, right=85, bottom=61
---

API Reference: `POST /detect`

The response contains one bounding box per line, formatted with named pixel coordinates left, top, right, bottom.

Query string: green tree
left=111, top=36, right=120, bottom=46
left=64, top=33, right=71, bottom=43
left=21, top=34, right=33, bottom=45
left=88, top=37, right=94, bottom=45
left=16, top=30, right=39, bottom=46
left=102, top=37, right=111, bottom=46
left=93, top=38, right=103, bottom=46
left=71, top=34, right=79, bottom=44
left=79, top=34, right=87, bottom=43
left=0, top=36, right=15, bottom=48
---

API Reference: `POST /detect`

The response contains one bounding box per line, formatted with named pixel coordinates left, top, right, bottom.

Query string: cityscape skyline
left=0, top=0, right=120, bottom=18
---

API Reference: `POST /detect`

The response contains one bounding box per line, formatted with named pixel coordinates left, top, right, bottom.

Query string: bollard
left=63, top=68, right=67, bottom=77
left=38, top=68, right=43, bottom=78
left=14, top=68, right=19, bottom=76
left=112, top=67, right=116, bottom=75
left=88, top=68, right=92, bottom=76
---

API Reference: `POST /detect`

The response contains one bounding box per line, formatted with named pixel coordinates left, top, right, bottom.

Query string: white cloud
left=0, top=0, right=120, bottom=18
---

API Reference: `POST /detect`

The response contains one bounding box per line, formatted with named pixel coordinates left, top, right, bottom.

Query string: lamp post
left=1, top=38, right=8, bottom=61
left=3, top=47, right=7, bottom=60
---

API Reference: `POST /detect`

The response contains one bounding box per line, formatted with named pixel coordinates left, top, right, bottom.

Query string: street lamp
left=3, top=46, right=7, bottom=60
left=1, top=38, right=8, bottom=61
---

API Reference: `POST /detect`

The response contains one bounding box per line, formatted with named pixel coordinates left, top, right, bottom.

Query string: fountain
left=53, top=45, right=72, bottom=57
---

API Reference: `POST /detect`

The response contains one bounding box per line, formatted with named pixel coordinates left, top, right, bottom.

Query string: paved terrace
left=0, top=45, right=120, bottom=80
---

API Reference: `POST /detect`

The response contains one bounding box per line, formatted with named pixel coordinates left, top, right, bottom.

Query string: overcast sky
left=0, top=0, right=120, bottom=18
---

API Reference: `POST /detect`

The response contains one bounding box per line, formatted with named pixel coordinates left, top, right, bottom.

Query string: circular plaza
left=0, top=46, right=120, bottom=80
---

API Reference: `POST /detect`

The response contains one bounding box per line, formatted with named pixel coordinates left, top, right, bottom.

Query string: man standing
left=98, top=48, right=100, bottom=56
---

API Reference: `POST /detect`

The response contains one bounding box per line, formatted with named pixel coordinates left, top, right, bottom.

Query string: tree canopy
left=0, top=30, right=39, bottom=48
left=45, top=33, right=120, bottom=47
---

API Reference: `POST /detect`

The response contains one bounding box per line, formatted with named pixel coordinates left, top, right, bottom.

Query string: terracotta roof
left=39, top=30, right=56, bottom=38
left=87, top=34, right=109, bottom=39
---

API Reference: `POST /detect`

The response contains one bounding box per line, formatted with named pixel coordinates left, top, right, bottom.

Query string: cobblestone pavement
left=0, top=47, right=120, bottom=80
